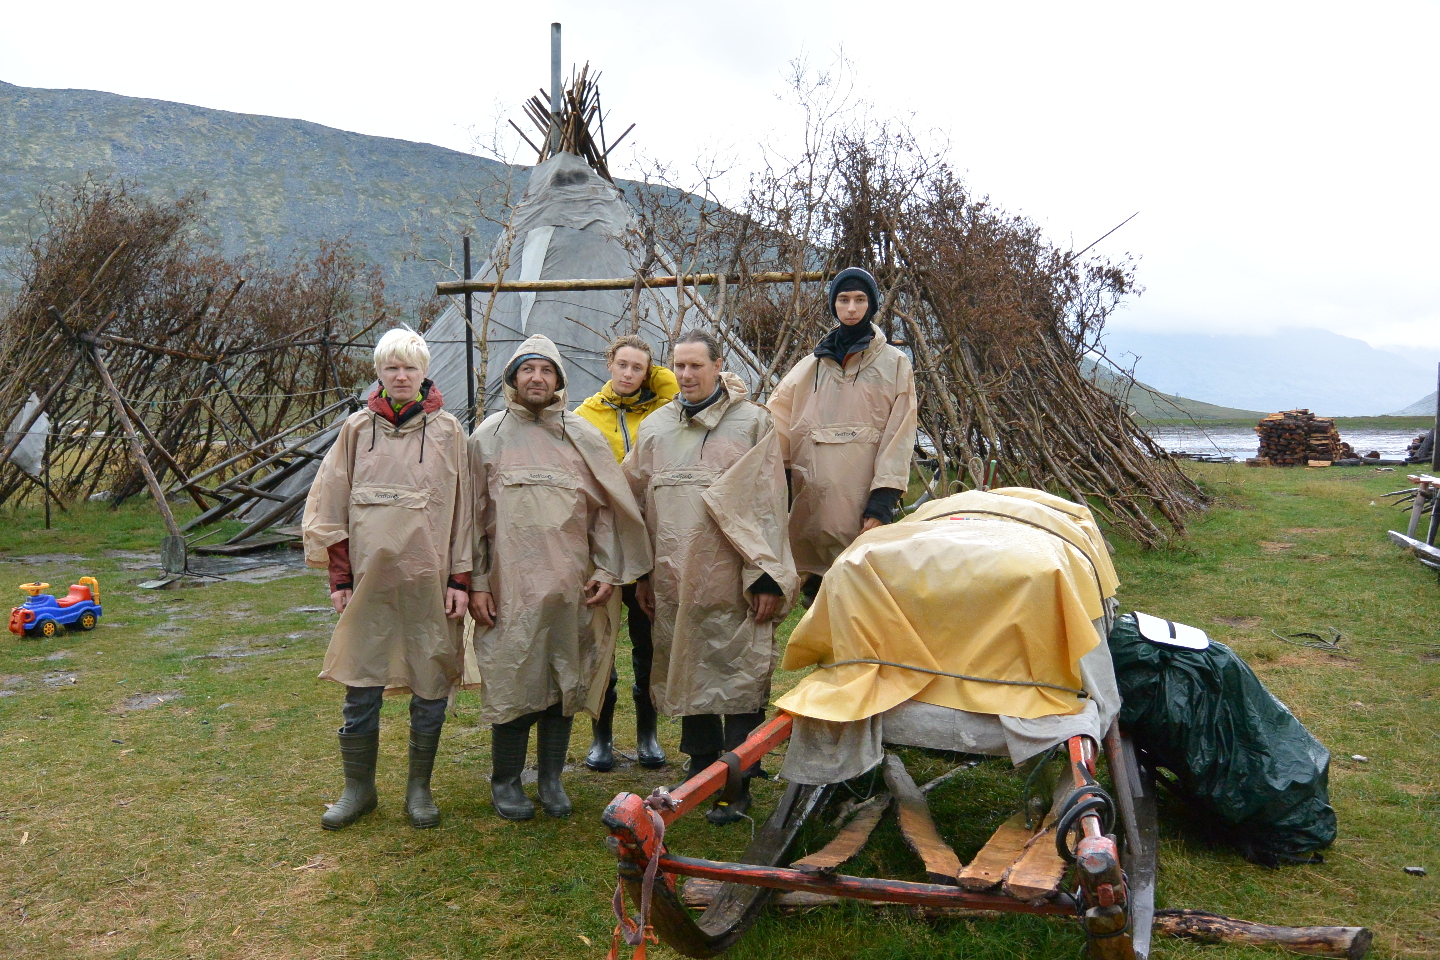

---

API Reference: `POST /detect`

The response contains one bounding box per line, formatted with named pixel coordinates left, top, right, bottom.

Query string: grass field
left=1, top=462, right=1437, bottom=959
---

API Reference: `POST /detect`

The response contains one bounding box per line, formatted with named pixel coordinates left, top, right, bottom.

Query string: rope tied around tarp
left=811, top=658, right=1089, bottom=699
left=607, top=788, right=678, bottom=959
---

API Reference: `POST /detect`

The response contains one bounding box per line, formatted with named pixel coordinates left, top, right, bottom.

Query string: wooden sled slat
left=956, top=811, right=1034, bottom=891
left=882, top=754, right=962, bottom=884
left=792, top=793, right=891, bottom=872
left=1001, top=811, right=1069, bottom=901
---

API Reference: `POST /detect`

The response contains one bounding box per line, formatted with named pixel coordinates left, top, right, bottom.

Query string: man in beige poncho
left=625, top=329, right=797, bottom=824
left=302, top=328, right=472, bottom=831
left=768, top=267, right=917, bottom=603
left=469, top=335, right=651, bottom=820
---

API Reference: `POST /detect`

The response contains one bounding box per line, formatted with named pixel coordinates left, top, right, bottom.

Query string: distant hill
left=1390, top=391, right=1437, bottom=417
left=0, top=80, right=520, bottom=302
left=1102, top=328, right=1440, bottom=417
left=1083, top=360, right=1266, bottom=422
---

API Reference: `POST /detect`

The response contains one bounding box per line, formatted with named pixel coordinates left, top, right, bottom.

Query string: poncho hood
left=502, top=334, right=568, bottom=418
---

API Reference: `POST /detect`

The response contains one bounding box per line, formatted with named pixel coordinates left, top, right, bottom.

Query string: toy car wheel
left=78, top=612, right=98, bottom=631
left=35, top=618, right=60, bottom=639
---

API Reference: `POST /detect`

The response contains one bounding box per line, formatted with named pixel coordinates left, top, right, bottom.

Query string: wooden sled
left=602, top=714, right=1372, bottom=960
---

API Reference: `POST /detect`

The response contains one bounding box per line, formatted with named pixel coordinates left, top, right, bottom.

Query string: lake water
left=1146, top=426, right=1423, bottom=461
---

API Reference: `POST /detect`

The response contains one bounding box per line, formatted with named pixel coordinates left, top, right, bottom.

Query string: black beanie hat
left=828, top=267, right=881, bottom=323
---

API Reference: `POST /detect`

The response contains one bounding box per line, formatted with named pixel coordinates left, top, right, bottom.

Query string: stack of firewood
left=1253, top=410, right=1345, bottom=465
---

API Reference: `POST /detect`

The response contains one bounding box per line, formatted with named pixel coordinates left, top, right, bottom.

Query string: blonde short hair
left=373, top=328, right=430, bottom=375
left=606, top=334, right=654, bottom=366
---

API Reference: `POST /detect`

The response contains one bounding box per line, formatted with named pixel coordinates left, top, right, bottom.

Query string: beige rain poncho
left=767, top=323, right=918, bottom=577
left=470, top=335, right=652, bottom=726
left=623, top=372, right=798, bottom=717
left=303, top=396, right=473, bottom=701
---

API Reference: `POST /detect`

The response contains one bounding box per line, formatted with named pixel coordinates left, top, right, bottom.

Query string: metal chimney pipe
left=549, top=22, right=562, bottom=153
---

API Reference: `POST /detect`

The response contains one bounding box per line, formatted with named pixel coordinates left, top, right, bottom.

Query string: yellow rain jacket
left=302, top=392, right=473, bottom=701
left=623, top=372, right=798, bottom=716
left=767, top=324, right=918, bottom=577
left=776, top=489, right=1113, bottom=723
left=576, top=365, right=680, bottom=462
left=469, top=335, right=653, bottom=725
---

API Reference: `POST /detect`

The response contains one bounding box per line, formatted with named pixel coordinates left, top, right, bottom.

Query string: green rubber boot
left=490, top=722, right=535, bottom=821
left=321, top=730, right=378, bottom=830
left=405, top=728, right=442, bottom=829
left=536, top=712, right=574, bottom=819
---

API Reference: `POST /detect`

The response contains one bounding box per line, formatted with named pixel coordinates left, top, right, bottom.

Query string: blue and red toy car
left=9, top=578, right=103, bottom=638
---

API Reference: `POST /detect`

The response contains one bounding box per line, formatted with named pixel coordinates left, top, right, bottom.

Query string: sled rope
left=607, top=789, right=677, bottom=959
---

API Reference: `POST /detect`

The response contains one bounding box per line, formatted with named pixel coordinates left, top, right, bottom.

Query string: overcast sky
left=3, top=1, right=1437, bottom=351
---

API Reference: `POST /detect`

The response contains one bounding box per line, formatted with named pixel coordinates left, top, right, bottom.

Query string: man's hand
left=860, top=516, right=883, bottom=534
left=468, top=590, right=497, bottom=627
left=635, top=579, right=656, bottom=619
left=445, top=587, right=469, bottom=620
left=584, top=579, right=614, bottom=607
left=748, top=591, right=781, bottom=624
left=330, top=588, right=352, bottom=615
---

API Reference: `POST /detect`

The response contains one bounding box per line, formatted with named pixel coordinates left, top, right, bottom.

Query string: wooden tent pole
left=436, top=269, right=826, bottom=296
left=87, top=343, right=182, bottom=541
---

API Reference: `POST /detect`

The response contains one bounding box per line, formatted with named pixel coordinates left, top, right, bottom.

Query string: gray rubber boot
left=584, top=681, right=617, bottom=772
left=490, top=722, right=535, bottom=821
left=633, top=684, right=667, bottom=769
left=405, top=728, right=442, bottom=829
left=536, top=712, right=574, bottom=818
left=321, top=730, right=379, bottom=830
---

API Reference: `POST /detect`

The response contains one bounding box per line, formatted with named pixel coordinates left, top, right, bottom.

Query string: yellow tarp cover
left=776, top=489, right=1115, bottom=723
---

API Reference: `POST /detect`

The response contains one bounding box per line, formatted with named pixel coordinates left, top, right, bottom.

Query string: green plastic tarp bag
left=1109, top=612, right=1336, bottom=866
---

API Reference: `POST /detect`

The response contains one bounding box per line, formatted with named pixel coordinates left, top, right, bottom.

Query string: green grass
left=1, top=469, right=1437, bottom=958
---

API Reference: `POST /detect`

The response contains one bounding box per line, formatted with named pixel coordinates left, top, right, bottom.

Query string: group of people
left=301, top=267, right=917, bottom=830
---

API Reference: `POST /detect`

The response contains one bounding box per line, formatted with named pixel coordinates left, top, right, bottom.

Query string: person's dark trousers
left=679, top=711, right=766, bottom=775
left=681, top=711, right=765, bottom=825
left=340, top=685, right=447, bottom=736
left=586, top=583, right=666, bottom=770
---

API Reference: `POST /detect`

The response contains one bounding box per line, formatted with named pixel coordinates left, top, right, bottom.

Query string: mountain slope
left=1101, top=328, right=1440, bottom=417
left=1390, top=391, right=1437, bottom=417
left=1083, top=359, right=1266, bottom=421
left=0, top=80, right=517, bottom=300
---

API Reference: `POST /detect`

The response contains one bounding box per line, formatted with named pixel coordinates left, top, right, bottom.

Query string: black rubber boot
left=321, top=730, right=378, bottom=830
left=490, top=722, right=535, bottom=821
left=682, top=751, right=720, bottom=783
left=706, top=776, right=753, bottom=825
left=536, top=712, right=574, bottom=818
left=584, top=680, right=617, bottom=772
left=405, top=728, right=442, bottom=829
left=633, top=684, right=666, bottom=769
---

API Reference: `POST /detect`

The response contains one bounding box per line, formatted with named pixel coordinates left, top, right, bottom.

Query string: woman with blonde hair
left=302, top=328, right=472, bottom=831
left=574, top=334, right=678, bottom=771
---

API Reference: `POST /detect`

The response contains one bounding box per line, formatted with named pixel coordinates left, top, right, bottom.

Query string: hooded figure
left=624, top=329, right=797, bottom=824
left=768, top=267, right=918, bottom=592
left=469, top=334, right=651, bottom=820
left=303, top=328, right=473, bottom=831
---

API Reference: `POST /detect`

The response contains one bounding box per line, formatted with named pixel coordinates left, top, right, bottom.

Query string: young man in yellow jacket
left=575, top=335, right=678, bottom=771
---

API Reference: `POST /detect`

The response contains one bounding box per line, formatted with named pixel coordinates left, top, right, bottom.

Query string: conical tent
left=237, top=153, right=675, bottom=525
left=426, top=152, right=675, bottom=421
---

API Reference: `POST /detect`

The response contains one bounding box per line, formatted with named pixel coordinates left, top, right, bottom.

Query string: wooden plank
left=194, top=534, right=298, bottom=556
left=881, top=754, right=961, bottom=884
left=1002, top=812, right=1069, bottom=901
left=1388, top=530, right=1440, bottom=564
left=956, top=812, right=1034, bottom=891
left=792, top=794, right=891, bottom=872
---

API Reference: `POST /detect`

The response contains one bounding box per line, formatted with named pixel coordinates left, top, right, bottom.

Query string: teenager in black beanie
left=768, top=267, right=918, bottom=602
